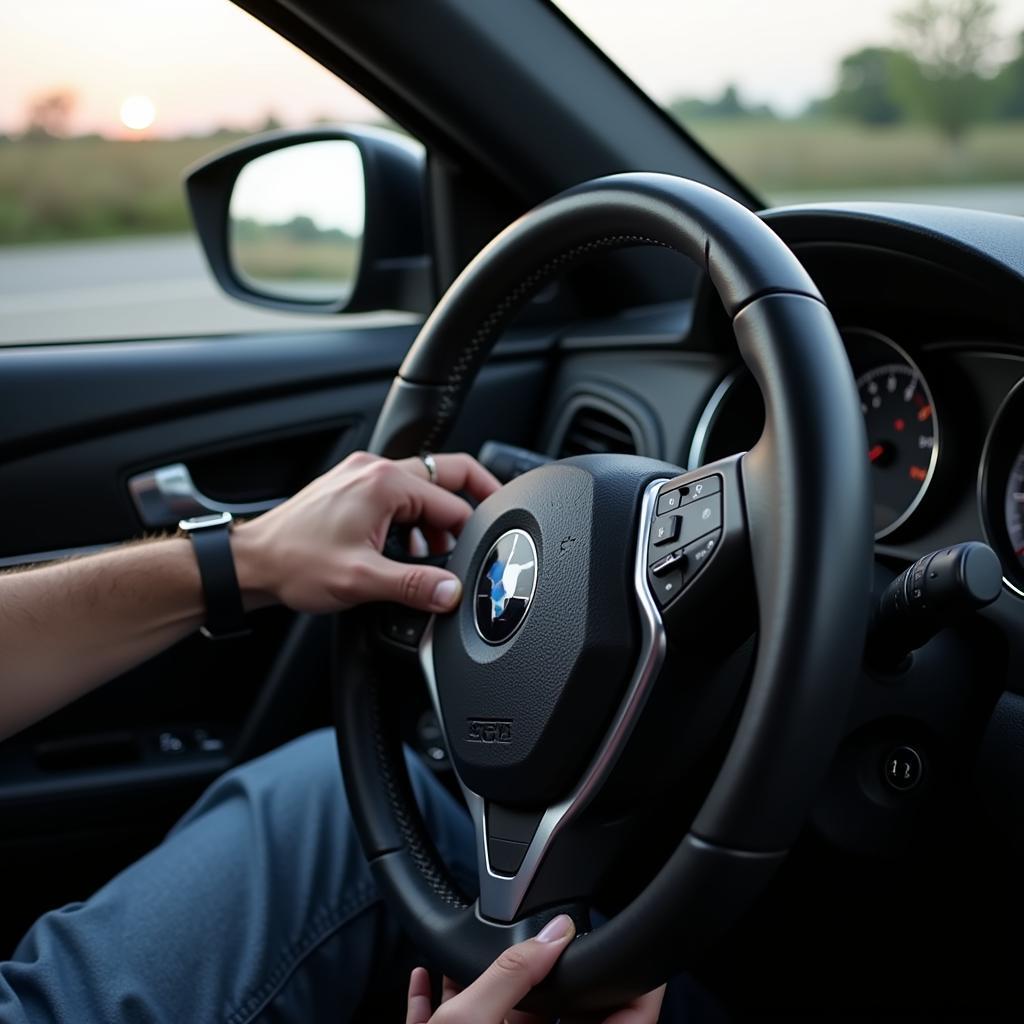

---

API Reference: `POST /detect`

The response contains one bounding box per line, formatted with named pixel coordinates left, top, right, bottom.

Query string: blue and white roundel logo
left=474, top=529, right=538, bottom=644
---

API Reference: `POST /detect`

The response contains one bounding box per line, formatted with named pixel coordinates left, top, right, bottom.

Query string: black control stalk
left=477, top=441, right=552, bottom=484
left=869, top=541, right=1002, bottom=668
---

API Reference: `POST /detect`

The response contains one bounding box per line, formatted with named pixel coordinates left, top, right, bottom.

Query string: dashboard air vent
left=558, top=404, right=639, bottom=458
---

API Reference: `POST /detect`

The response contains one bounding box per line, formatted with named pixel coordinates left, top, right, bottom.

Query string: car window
left=0, top=0, right=417, bottom=345
left=555, top=0, right=1024, bottom=216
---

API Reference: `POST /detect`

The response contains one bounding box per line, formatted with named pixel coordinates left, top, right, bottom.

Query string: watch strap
left=182, top=519, right=249, bottom=639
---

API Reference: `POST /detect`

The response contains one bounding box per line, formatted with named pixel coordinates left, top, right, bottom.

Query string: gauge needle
left=868, top=444, right=885, bottom=463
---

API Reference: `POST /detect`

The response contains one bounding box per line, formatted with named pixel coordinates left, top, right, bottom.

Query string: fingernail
left=408, top=527, right=429, bottom=558
left=536, top=914, right=575, bottom=943
left=431, top=578, right=461, bottom=610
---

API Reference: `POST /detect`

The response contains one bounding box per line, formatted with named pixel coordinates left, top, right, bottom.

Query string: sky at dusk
left=0, top=0, right=380, bottom=137
left=3, top=0, right=1024, bottom=137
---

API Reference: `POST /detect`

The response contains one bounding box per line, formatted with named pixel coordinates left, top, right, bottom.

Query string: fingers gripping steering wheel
left=333, top=173, right=872, bottom=1013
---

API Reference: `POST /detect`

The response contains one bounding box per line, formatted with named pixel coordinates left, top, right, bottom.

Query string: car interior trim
left=128, top=462, right=284, bottom=529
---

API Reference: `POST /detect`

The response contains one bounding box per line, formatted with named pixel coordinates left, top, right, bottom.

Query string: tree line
left=670, top=0, right=1024, bottom=142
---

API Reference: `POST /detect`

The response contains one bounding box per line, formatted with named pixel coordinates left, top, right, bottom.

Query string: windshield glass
left=554, top=0, right=1024, bottom=214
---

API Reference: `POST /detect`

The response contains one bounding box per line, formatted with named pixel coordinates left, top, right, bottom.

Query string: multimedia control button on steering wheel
left=645, top=472, right=729, bottom=609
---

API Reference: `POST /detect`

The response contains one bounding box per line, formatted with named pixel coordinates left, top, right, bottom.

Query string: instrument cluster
left=691, top=328, right=1024, bottom=598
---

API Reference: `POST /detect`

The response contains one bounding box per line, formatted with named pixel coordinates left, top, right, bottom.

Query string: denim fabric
left=0, top=729, right=725, bottom=1024
left=0, top=730, right=475, bottom=1024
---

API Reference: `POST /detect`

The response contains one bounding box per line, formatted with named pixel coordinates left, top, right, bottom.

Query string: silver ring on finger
left=420, top=451, right=438, bottom=485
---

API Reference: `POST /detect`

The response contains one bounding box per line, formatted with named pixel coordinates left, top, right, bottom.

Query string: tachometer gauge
left=980, top=377, right=1024, bottom=598
left=846, top=329, right=938, bottom=538
left=1005, top=448, right=1024, bottom=573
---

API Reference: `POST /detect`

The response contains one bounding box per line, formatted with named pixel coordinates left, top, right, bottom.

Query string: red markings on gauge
left=851, top=339, right=937, bottom=536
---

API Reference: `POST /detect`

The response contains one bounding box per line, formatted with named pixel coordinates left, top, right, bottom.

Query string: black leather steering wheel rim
left=334, top=172, right=873, bottom=1012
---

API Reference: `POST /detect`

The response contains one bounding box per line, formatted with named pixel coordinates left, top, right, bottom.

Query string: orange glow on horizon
left=0, top=0, right=382, bottom=139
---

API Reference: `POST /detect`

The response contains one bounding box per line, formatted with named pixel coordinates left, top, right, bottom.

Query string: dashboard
left=538, top=200, right=1024, bottom=862
left=546, top=202, right=1024, bottom=613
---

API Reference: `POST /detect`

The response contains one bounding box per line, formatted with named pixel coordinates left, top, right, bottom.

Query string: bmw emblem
left=474, top=529, right=538, bottom=644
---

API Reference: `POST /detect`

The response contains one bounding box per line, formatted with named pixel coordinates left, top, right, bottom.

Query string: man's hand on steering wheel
left=232, top=451, right=500, bottom=615
left=404, top=916, right=665, bottom=1024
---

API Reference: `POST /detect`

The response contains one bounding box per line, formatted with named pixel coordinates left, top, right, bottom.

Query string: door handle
left=128, top=463, right=284, bottom=528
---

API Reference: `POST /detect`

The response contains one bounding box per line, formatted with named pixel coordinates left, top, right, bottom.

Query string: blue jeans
left=0, top=731, right=721, bottom=1023
left=0, top=730, right=476, bottom=1023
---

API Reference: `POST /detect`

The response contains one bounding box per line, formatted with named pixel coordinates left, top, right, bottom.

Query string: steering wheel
left=333, top=173, right=872, bottom=1013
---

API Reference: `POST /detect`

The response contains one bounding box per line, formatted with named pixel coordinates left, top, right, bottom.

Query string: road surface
left=769, top=182, right=1024, bottom=216
left=1, top=183, right=1021, bottom=345
left=0, top=233, right=413, bottom=345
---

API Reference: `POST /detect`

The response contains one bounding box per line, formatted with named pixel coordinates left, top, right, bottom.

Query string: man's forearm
left=0, top=452, right=495, bottom=743
left=0, top=537, right=209, bottom=741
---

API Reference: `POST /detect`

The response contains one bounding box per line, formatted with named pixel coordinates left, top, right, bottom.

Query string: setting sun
left=119, top=95, right=155, bottom=131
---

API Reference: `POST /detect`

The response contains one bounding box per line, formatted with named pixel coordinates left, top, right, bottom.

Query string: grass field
left=0, top=135, right=242, bottom=245
left=1, top=120, right=1022, bottom=246
left=686, top=117, right=1024, bottom=196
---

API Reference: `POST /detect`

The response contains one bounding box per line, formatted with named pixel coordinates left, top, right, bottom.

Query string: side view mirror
left=185, top=126, right=431, bottom=315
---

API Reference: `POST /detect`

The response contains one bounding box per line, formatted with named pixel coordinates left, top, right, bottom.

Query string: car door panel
left=2, top=386, right=370, bottom=557
left=0, top=322, right=551, bottom=953
left=0, top=326, right=418, bottom=462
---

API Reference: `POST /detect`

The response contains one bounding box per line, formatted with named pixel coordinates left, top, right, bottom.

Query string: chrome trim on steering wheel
left=419, top=478, right=670, bottom=922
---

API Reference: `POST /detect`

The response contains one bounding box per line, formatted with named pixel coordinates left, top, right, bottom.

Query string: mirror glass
left=229, top=140, right=364, bottom=304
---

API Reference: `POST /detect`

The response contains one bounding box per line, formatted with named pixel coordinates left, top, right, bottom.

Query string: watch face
left=179, top=512, right=234, bottom=532
left=474, top=529, right=538, bottom=644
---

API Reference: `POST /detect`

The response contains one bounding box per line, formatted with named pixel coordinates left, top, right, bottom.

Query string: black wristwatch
left=178, top=512, right=249, bottom=639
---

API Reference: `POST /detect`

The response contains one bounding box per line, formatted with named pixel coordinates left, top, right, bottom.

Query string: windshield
left=554, top=0, right=1024, bottom=215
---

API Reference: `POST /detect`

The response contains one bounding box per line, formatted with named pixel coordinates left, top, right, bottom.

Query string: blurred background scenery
left=1, top=0, right=1023, bottom=341
left=560, top=0, right=1024, bottom=210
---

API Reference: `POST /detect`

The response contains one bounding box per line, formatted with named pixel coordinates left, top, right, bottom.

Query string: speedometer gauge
left=847, top=329, right=938, bottom=538
left=689, top=329, right=940, bottom=540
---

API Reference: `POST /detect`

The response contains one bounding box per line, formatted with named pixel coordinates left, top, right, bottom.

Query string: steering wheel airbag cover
left=433, top=457, right=653, bottom=806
